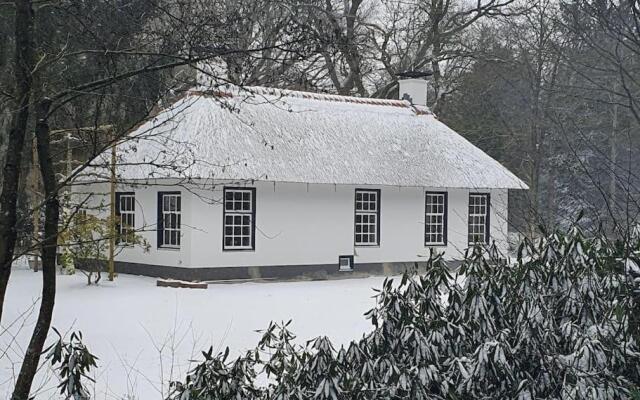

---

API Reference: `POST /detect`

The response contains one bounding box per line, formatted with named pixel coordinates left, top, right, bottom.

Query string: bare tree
left=1, top=0, right=309, bottom=397
left=369, top=0, right=517, bottom=110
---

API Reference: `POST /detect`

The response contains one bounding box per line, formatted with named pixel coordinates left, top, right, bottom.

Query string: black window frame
left=338, top=255, right=354, bottom=271
left=354, top=188, right=381, bottom=247
left=115, top=191, right=135, bottom=246
left=468, top=192, right=491, bottom=245
left=157, top=191, right=182, bottom=249
left=425, top=191, right=448, bottom=246
left=222, top=187, right=256, bottom=251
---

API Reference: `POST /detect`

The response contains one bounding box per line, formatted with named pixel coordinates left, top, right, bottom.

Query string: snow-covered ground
left=1, top=264, right=386, bottom=399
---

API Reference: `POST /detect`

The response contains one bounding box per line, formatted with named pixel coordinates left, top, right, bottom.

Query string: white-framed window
left=158, top=192, right=181, bottom=248
left=425, top=192, right=447, bottom=246
left=116, top=192, right=135, bottom=245
left=223, top=187, right=255, bottom=250
left=339, top=255, right=354, bottom=271
left=468, top=193, right=490, bottom=244
left=355, top=189, right=380, bottom=246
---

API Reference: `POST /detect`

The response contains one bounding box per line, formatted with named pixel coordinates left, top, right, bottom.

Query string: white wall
left=78, top=181, right=510, bottom=269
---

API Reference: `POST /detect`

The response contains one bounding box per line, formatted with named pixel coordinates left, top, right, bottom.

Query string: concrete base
left=76, top=259, right=456, bottom=282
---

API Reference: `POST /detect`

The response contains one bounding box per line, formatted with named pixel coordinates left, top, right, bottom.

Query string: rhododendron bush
left=170, top=228, right=640, bottom=399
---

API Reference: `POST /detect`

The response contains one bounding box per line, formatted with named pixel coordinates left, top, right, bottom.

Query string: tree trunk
left=0, top=0, right=35, bottom=323
left=429, top=0, right=444, bottom=112
left=11, top=98, right=57, bottom=400
left=609, top=96, right=619, bottom=234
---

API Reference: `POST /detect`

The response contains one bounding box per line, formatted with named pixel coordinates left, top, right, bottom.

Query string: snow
left=80, top=85, right=527, bottom=190
left=0, top=269, right=386, bottom=399
left=624, top=257, right=640, bottom=275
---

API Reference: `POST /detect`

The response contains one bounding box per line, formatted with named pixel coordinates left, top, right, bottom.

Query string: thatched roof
left=83, top=86, right=527, bottom=189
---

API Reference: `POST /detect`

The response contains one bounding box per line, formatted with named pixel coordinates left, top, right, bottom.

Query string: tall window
left=425, top=192, right=447, bottom=246
left=158, top=192, right=181, bottom=248
left=355, top=189, right=380, bottom=246
left=223, top=187, right=256, bottom=250
left=468, top=193, right=490, bottom=244
left=115, top=192, right=135, bottom=245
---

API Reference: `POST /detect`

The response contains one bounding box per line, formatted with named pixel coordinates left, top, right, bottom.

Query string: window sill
left=355, top=244, right=380, bottom=248
left=223, top=248, right=255, bottom=252
left=158, top=246, right=181, bottom=251
left=425, top=243, right=447, bottom=247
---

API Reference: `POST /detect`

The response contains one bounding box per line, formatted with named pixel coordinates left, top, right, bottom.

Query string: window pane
left=223, top=189, right=255, bottom=249
left=425, top=193, right=446, bottom=245
left=468, top=194, right=489, bottom=244
left=355, top=190, right=379, bottom=246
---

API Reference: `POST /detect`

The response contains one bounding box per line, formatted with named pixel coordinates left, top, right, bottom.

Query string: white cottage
left=78, top=78, right=527, bottom=281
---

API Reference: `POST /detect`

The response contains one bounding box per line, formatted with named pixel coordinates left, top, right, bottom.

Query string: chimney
left=397, top=71, right=432, bottom=107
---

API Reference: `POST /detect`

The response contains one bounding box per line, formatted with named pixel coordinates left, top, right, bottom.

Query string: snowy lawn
left=1, top=266, right=387, bottom=400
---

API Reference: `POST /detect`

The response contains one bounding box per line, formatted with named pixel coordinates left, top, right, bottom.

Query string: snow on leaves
left=169, top=229, right=640, bottom=399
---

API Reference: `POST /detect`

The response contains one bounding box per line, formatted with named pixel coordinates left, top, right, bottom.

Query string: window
left=425, top=192, right=447, bottom=246
left=339, top=255, right=354, bottom=271
left=355, top=189, right=380, bottom=246
left=468, top=193, right=490, bottom=245
left=116, top=192, right=135, bottom=245
left=158, top=192, right=181, bottom=248
left=223, top=187, right=255, bottom=250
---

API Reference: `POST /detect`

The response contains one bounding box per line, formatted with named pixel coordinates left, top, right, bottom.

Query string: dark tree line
left=441, top=0, right=640, bottom=236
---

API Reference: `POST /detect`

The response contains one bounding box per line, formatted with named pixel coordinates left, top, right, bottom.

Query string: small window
left=339, top=255, right=353, bottom=271
left=223, top=187, right=256, bottom=250
left=116, top=192, right=135, bottom=245
left=425, top=192, right=447, bottom=246
left=468, top=193, right=490, bottom=245
left=355, top=189, right=380, bottom=246
left=158, top=192, right=181, bottom=248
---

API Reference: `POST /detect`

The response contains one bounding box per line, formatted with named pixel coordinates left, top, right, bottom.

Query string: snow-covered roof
left=84, top=86, right=528, bottom=189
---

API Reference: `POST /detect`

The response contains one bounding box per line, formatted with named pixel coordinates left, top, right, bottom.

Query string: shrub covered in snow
left=169, top=228, right=640, bottom=399
left=46, top=329, right=98, bottom=400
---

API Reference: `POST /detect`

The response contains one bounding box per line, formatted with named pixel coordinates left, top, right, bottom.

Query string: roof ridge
left=190, top=85, right=419, bottom=110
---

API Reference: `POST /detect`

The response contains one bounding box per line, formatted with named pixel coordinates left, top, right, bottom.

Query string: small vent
left=339, top=255, right=354, bottom=271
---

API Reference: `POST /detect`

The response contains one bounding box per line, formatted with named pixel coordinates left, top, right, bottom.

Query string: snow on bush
left=168, top=228, right=640, bottom=399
